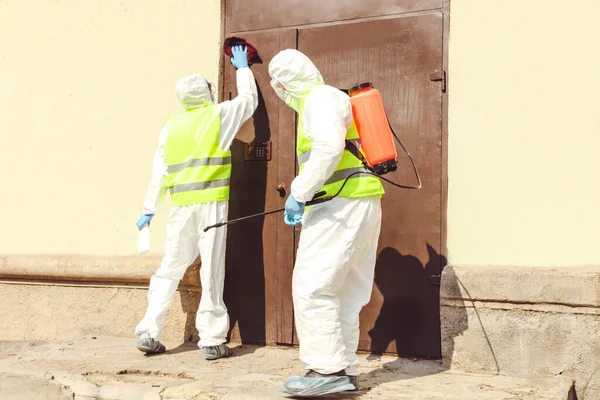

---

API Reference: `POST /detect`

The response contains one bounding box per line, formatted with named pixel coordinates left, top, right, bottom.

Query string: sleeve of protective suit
left=217, top=68, right=258, bottom=151
left=291, top=86, right=353, bottom=203
left=142, top=125, right=169, bottom=215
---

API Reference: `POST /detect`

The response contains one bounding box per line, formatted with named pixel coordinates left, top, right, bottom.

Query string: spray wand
left=203, top=190, right=332, bottom=232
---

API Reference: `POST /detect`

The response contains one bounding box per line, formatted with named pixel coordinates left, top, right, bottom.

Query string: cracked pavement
left=0, top=336, right=571, bottom=399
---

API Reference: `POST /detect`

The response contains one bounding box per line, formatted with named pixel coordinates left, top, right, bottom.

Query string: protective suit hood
left=268, top=50, right=324, bottom=112
left=175, top=74, right=214, bottom=110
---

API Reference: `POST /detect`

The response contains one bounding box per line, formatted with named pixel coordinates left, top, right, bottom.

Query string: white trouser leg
left=293, top=196, right=380, bottom=375
left=338, top=197, right=381, bottom=376
left=135, top=206, right=199, bottom=341
left=195, top=201, right=230, bottom=347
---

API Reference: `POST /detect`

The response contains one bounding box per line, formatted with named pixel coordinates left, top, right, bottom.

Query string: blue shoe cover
left=279, top=375, right=356, bottom=397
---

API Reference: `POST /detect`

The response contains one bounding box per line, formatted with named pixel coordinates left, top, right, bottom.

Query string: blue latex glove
left=230, top=45, right=249, bottom=69
left=284, top=195, right=305, bottom=226
left=136, top=214, right=154, bottom=230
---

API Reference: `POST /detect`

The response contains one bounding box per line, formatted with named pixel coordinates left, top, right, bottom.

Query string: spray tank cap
left=348, top=82, right=373, bottom=95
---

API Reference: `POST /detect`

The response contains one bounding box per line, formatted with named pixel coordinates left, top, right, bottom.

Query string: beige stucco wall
left=448, top=0, right=600, bottom=267
left=3, top=0, right=598, bottom=268
left=0, top=0, right=222, bottom=255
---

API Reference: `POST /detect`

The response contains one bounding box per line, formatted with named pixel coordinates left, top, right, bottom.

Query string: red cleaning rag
left=223, top=36, right=262, bottom=66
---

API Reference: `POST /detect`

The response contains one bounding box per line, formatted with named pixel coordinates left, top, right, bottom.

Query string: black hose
left=385, top=119, right=422, bottom=190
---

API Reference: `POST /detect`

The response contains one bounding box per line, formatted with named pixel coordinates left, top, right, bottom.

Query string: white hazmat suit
left=135, top=69, right=258, bottom=347
left=269, top=50, right=383, bottom=377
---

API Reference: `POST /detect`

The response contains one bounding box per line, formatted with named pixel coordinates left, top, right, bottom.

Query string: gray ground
left=0, top=336, right=570, bottom=399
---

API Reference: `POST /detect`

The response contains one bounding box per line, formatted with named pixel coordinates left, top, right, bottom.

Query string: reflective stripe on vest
left=163, top=104, right=231, bottom=206
left=169, top=178, right=231, bottom=194
left=324, top=167, right=372, bottom=186
left=296, top=90, right=385, bottom=199
left=167, top=156, right=232, bottom=174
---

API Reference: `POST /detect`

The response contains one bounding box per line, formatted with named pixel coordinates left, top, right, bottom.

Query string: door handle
left=276, top=184, right=286, bottom=197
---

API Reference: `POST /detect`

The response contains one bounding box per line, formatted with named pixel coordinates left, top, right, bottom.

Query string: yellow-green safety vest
left=296, top=92, right=385, bottom=199
left=163, top=104, right=231, bottom=206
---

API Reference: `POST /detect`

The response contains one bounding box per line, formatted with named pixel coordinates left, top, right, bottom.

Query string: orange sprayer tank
left=348, top=83, right=398, bottom=175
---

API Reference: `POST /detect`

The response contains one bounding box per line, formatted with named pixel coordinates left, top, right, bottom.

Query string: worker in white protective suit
left=269, top=49, right=385, bottom=396
left=134, top=45, right=258, bottom=360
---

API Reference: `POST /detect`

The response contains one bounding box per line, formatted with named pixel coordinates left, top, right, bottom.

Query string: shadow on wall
left=439, top=263, right=470, bottom=369
left=355, top=244, right=459, bottom=391
left=440, top=264, right=501, bottom=375
left=223, top=82, right=269, bottom=345
left=368, top=244, right=452, bottom=359
left=179, top=281, right=201, bottom=343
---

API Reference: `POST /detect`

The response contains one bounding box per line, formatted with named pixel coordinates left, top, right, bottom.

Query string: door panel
left=222, top=29, right=297, bottom=345
left=298, top=13, right=444, bottom=357
left=227, top=0, right=442, bottom=33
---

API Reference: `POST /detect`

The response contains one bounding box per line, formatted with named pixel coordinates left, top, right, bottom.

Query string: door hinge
left=428, top=274, right=441, bottom=286
left=429, top=70, right=446, bottom=93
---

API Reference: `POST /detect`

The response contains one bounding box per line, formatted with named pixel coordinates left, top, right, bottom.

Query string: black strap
left=344, top=140, right=373, bottom=172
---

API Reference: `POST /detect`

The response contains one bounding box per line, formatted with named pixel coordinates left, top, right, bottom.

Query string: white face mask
left=207, top=82, right=216, bottom=103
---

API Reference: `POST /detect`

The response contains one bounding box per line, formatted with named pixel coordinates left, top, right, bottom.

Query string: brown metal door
left=227, top=0, right=442, bottom=32
left=222, top=29, right=298, bottom=345
left=298, top=12, right=445, bottom=358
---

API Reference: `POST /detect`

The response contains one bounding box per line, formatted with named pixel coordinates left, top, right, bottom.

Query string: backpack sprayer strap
left=344, top=139, right=374, bottom=172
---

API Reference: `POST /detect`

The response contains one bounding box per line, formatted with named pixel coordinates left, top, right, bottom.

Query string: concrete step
left=0, top=337, right=572, bottom=400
